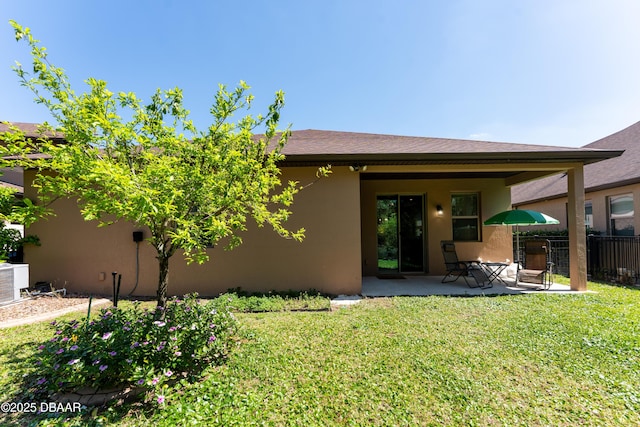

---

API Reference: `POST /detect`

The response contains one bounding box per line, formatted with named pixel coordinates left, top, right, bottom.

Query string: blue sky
left=2, top=0, right=640, bottom=147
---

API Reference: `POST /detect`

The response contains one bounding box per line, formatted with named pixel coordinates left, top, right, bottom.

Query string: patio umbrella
left=483, top=209, right=559, bottom=264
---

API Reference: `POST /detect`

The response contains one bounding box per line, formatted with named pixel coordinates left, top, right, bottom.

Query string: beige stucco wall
left=515, top=182, right=640, bottom=235
left=360, top=175, right=513, bottom=276
left=23, top=167, right=362, bottom=297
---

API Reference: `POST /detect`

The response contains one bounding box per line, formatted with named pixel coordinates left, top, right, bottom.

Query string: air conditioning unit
left=0, top=264, right=29, bottom=304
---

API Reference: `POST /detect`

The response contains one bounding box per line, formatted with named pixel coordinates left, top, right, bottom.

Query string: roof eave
left=278, top=150, right=624, bottom=167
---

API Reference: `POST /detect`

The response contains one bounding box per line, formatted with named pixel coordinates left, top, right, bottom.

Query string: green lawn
left=1, top=282, right=639, bottom=426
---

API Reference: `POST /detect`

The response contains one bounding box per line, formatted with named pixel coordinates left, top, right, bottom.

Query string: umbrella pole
left=515, top=225, right=520, bottom=284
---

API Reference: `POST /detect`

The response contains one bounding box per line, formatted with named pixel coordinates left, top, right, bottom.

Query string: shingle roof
left=0, top=181, right=23, bottom=195
left=282, top=129, right=570, bottom=154
left=279, top=129, right=621, bottom=166
left=511, top=121, right=640, bottom=205
left=0, top=122, right=623, bottom=167
left=0, top=121, right=64, bottom=140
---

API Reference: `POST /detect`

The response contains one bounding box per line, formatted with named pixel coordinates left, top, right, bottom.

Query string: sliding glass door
left=376, top=195, right=425, bottom=273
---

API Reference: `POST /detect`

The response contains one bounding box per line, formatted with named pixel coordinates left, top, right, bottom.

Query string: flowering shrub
left=29, top=294, right=237, bottom=400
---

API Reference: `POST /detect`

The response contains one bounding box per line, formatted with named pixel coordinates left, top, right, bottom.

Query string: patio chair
left=440, top=241, right=489, bottom=288
left=516, top=239, right=554, bottom=290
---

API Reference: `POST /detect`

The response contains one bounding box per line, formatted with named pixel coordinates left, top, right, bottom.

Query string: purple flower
left=102, top=332, right=112, bottom=340
left=168, top=326, right=177, bottom=332
left=136, top=379, right=145, bottom=385
left=126, top=359, right=132, bottom=364
left=165, top=370, right=173, bottom=377
left=109, top=351, right=117, bottom=356
left=209, top=323, right=216, bottom=329
left=208, top=335, right=216, bottom=343
left=53, top=363, right=59, bottom=370
left=50, top=337, right=58, bottom=342
left=174, top=351, right=182, bottom=357
left=131, top=342, right=140, bottom=348
left=92, top=360, right=100, bottom=366
left=70, top=345, right=79, bottom=351
left=151, top=377, right=159, bottom=385
left=50, top=320, right=57, bottom=326
left=55, top=330, right=62, bottom=335
left=99, top=365, right=108, bottom=372
left=68, top=358, right=80, bottom=365
left=37, top=345, right=45, bottom=350
left=61, top=336, right=69, bottom=342
left=37, top=377, right=47, bottom=385
left=157, top=344, right=165, bottom=351
left=56, top=348, right=64, bottom=354
left=153, top=321, right=166, bottom=327
left=157, top=394, right=165, bottom=404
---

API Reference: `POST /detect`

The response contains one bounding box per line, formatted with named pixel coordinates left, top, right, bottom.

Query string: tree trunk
left=156, top=253, right=170, bottom=308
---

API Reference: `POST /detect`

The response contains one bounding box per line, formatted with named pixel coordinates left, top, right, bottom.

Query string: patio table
left=481, top=262, right=508, bottom=286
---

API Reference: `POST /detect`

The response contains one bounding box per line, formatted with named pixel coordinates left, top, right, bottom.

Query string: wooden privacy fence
left=513, top=235, right=640, bottom=284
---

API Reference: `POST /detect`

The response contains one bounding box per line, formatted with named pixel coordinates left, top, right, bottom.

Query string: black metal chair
left=440, top=241, right=489, bottom=288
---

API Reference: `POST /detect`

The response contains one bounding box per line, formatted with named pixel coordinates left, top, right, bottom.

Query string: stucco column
left=567, top=164, right=587, bottom=291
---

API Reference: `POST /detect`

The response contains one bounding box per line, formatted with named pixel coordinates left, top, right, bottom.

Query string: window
left=451, top=193, right=480, bottom=241
left=584, top=200, right=593, bottom=229
left=609, top=194, right=634, bottom=236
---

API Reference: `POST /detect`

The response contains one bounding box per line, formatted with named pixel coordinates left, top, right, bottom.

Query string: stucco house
left=512, top=121, right=639, bottom=236
left=3, top=123, right=623, bottom=295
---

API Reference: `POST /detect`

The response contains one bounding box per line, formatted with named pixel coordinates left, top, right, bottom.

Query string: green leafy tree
left=4, top=21, right=328, bottom=307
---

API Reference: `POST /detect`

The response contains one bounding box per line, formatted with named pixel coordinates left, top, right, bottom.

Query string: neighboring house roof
left=279, top=129, right=622, bottom=167
left=0, top=181, right=23, bottom=196
left=511, top=121, right=640, bottom=205
left=0, top=167, right=23, bottom=187
left=0, top=122, right=61, bottom=193
left=0, top=121, right=65, bottom=142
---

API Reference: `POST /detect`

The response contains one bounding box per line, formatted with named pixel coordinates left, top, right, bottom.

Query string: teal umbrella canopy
left=483, top=209, right=559, bottom=264
left=483, top=209, right=560, bottom=226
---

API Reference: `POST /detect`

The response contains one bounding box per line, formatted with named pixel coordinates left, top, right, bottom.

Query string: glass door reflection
left=376, top=195, right=424, bottom=273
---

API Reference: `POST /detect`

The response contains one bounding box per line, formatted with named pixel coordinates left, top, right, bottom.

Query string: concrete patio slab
left=361, top=275, right=579, bottom=297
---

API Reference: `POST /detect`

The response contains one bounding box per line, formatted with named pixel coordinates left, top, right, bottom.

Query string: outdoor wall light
left=436, top=204, right=444, bottom=216
left=349, top=164, right=367, bottom=172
